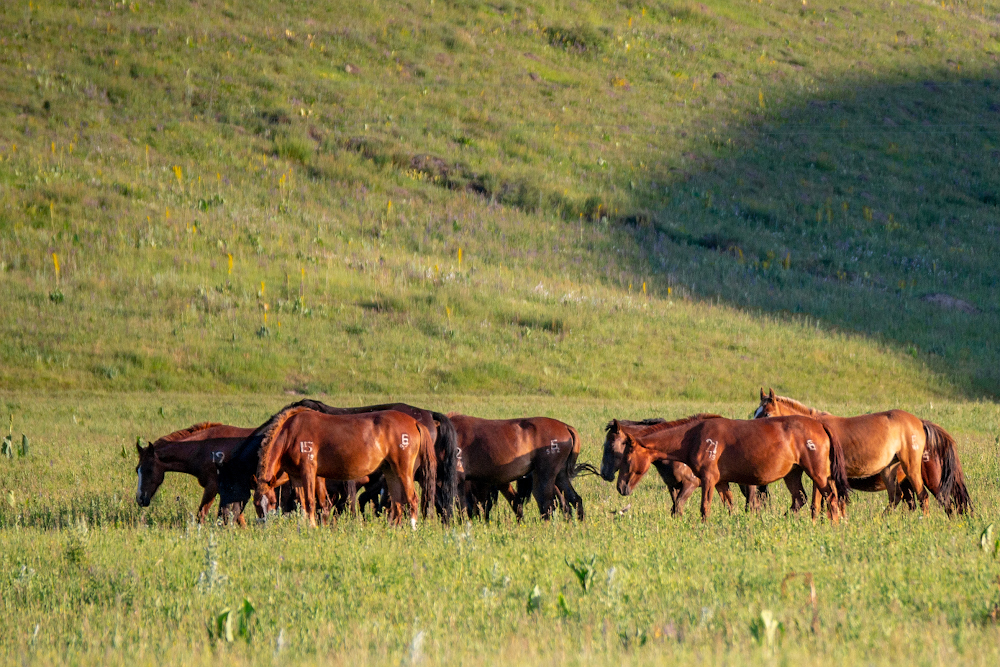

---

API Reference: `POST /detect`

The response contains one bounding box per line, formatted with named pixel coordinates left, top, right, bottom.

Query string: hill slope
left=1, top=0, right=998, bottom=400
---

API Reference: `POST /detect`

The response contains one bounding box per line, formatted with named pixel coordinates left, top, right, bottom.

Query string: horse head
left=600, top=420, right=630, bottom=481
left=252, top=475, right=278, bottom=519
left=135, top=441, right=164, bottom=507
left=753, top=387, right=778, bottom=419
left=615, top=434, right=651, bottom=496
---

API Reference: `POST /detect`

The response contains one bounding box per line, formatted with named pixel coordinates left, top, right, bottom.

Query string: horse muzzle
left=136, top=494, right=151, bottom=507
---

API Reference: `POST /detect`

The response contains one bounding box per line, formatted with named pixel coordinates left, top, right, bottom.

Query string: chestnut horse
left=217, top=400, right=459, bottom=524
left=254, top=408, right=433, bottom=527
left=754, top=389, right=971, bottom=515
left=600, top=416, right=733, bottom=516
left=135, top=423, right=254, bottom=522
left=448, top=414, right=589, bottom=521
left=614, top=415, right=849, bottom=522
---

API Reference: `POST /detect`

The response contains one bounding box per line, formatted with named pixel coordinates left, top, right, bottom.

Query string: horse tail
left=255, top=405, right=313, bottom=482
left=823, top=424, right=850, bottom=504
left=431, top=411, right=459, bottom=522
left=923, top=420, right=972, bottom=515
left=416, top=422, right=437, bottom=519
left=561, top=426, right=597, bottom=477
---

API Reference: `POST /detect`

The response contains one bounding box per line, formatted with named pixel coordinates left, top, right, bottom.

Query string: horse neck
left=258, top=435, right=286, bottom=484
left=636, top=429, right=689, bottom=462
left=151, top=441, right=200, bottom=474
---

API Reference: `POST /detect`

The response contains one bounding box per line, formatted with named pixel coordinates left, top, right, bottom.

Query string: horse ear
left=768, top=387, right=775, bottom=399
left=135, top=440, right=144, bottom=455
left=611, top=419, right=620, bottom=432
left=760, top=387, right=766, bottom=400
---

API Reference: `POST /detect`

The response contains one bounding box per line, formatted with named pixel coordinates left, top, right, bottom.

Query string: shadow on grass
left=615, top=71, right=1000, bottom=398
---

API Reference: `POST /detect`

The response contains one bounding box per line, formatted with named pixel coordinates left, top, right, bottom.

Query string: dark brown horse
left=614, top=415, right=849, bottom=521
left=135, top=423, right=254, bottom=522
left=254, top=408, right=433, bottom=527
left=448, top=414, right=589, bottom=521
left=217, top=400, right=459, bottom=524
left=754, top=389, right=971, bottom=515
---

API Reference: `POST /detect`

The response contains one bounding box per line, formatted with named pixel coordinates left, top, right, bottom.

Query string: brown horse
left=217, top=400, right=459, bottom=524
left=135, top=423, right=254, bottom=522
left=602, top=417, right=712, bottom=515
left=254, top=408, right=433, bottom=527
left=448, top=414, right=588, bottom=521
left=754, top=389, right=971, bottom=515
left=614, top=415, right=849, bottom=522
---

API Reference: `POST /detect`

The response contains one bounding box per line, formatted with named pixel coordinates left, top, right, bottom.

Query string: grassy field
left=2, top=0, right=1000, bottom=664
left=1, top=0, right=999, bottom=399
left=1, top=392, right=999, bottom=666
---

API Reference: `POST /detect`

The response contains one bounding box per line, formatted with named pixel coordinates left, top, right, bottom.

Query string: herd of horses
left=134, top=390, right=972, bottom=527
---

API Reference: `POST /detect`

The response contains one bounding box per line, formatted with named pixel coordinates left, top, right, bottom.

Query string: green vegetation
left=2, top=0, right=1000, bottom=663
left=1, top=0, right=999, bottom=399
left=1, top=393, right=999, bottom=665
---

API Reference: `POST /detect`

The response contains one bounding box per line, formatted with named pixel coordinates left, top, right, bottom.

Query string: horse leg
left=897, top=436, right=930, bottom=515
left=300, top=475, right=318, bottom=528
left=315, top=478, right=333, bottom=526
left=555, top=472, right=584, bottom=521
left=196, top=479, right=218, bottom=523
left=347, top=480, right=359, bottom=517
left=699, top=470, right=720, bottom=522
left=782, top=470, right=807, bottom=513
left=717, top=483, right=736, bottom=513
left=514, top=476, right=532, bottom=521
left=532, top=471, right=558, bottom=520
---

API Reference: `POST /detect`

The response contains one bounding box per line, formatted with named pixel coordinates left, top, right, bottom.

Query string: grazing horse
left=614, top=415, right=849, bottom=522
left=254, top=408, right=432, bottom=527
left=135, top=423, right=254, bottom=522
left=217, top=400, right=459, bottom=524
left=754, top=389, right=971, bottom=515
left=448, top=414, right=589, bottom=521
left=600, top=416, right=739, bottom=516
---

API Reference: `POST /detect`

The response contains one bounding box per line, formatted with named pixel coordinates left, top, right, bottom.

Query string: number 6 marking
left=400, top=434, right=410, bottom=449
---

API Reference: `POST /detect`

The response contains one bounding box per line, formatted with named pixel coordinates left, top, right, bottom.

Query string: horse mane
left=607, top=413, right=722, bottom=436
left=772, top=395, right=831, bottom=417
left=151, top=422, right=224, bottom=448
left=255, top=405, right=316, bottom=479
left=641, top=413, right=724, bottom=434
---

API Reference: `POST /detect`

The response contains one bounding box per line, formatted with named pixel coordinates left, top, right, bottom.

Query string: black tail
left=923, top=420, right=972, bottom=516
left=571, top=462, right=601, bottom=477
left=431, top=411, right=460, bottom=522
left=823, top=425, right=851, bottom=504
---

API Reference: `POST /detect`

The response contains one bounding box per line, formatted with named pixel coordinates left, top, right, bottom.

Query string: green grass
left=0, top=0, right=999, bottom=398
left=1, top=392, right=999, bottom=665
left=2, top=0, right=1000, bottom=663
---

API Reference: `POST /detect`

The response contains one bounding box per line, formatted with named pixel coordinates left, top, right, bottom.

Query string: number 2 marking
left=806, top=440, right=816, bottom=451
left=549, top=439, right=560, bottom=454
left=705, top=439, right=718, bottom=460
left=211, top=451, right=224, bottom=464
left=400, top=434, right=410, bottom=449
left=299, top=441, right=315, bottom=461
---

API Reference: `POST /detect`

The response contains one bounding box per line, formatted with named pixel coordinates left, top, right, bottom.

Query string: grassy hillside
left=1, top=0, right=999, bottom=400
